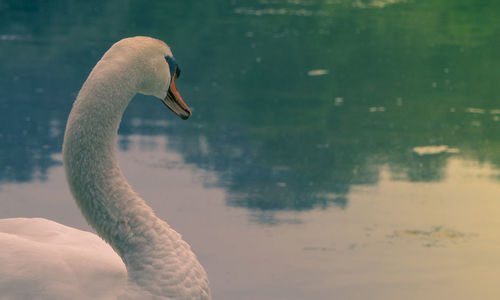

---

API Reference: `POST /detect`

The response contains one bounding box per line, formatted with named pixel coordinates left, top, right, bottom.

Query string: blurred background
left=1, top=0, right=500, bottom=299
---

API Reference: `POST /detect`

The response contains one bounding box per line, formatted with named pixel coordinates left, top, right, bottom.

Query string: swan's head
left=109, top=36, right=192, bottom=120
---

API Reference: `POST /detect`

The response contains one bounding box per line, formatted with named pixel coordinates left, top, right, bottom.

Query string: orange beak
left=162, top=72, right=191, bottom=120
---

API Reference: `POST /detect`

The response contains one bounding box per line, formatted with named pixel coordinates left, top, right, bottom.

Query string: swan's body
left=0, top=218, right=127, bottom=299
left=0, top=37, right=211, bottom=299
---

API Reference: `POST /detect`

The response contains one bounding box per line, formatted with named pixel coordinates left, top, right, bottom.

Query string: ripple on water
left=234, top=7, right=314, bottom=16
left=0, top=34, right=28, bottom=41
left=388, top=226, right=475, bottom=247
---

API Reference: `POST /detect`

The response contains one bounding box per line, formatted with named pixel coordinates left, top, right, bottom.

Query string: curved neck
left=63, top=61, right=138, bottom=244
left=62, top=65, right=178, bottom=291
left=60, top=38, right=211, bottom=298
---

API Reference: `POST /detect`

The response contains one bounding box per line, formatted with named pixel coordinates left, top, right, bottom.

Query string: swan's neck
left=62, top=63, right=193, bottom=294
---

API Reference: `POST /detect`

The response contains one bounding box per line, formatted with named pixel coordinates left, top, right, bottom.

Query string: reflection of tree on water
left=1, top=0, right=500, bottom=220
left=0, top=73, right=68, bottom=183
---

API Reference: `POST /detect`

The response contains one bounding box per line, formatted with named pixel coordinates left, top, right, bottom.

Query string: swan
left=0, top=36, right=211, bottom=299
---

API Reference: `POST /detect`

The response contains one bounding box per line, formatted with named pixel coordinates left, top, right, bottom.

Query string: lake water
left=1, top=0, right=500, bottom=299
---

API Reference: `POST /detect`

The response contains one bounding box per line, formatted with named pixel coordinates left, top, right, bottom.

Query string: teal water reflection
left=2, top=0, right=500, bottom=215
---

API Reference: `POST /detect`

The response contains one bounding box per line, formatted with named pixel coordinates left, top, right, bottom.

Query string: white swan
left=0, top=36, right=211, bottom=299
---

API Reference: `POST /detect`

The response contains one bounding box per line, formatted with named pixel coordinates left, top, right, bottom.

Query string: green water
left=1, top=0, right=500, bottom=299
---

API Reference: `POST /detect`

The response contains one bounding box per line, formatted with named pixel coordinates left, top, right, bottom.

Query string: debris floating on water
left=412, top=145, right=460, bottom=156
left=307, top=69, right=329, bottom=76
left=445, top=147, right=460, bottom=154
left=465, top=107, right=486, bottom=114
left=369, top=106, right=385, bottom=112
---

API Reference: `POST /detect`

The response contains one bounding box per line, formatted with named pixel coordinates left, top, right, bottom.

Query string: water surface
left=1, top=0, right=500, bottom=299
